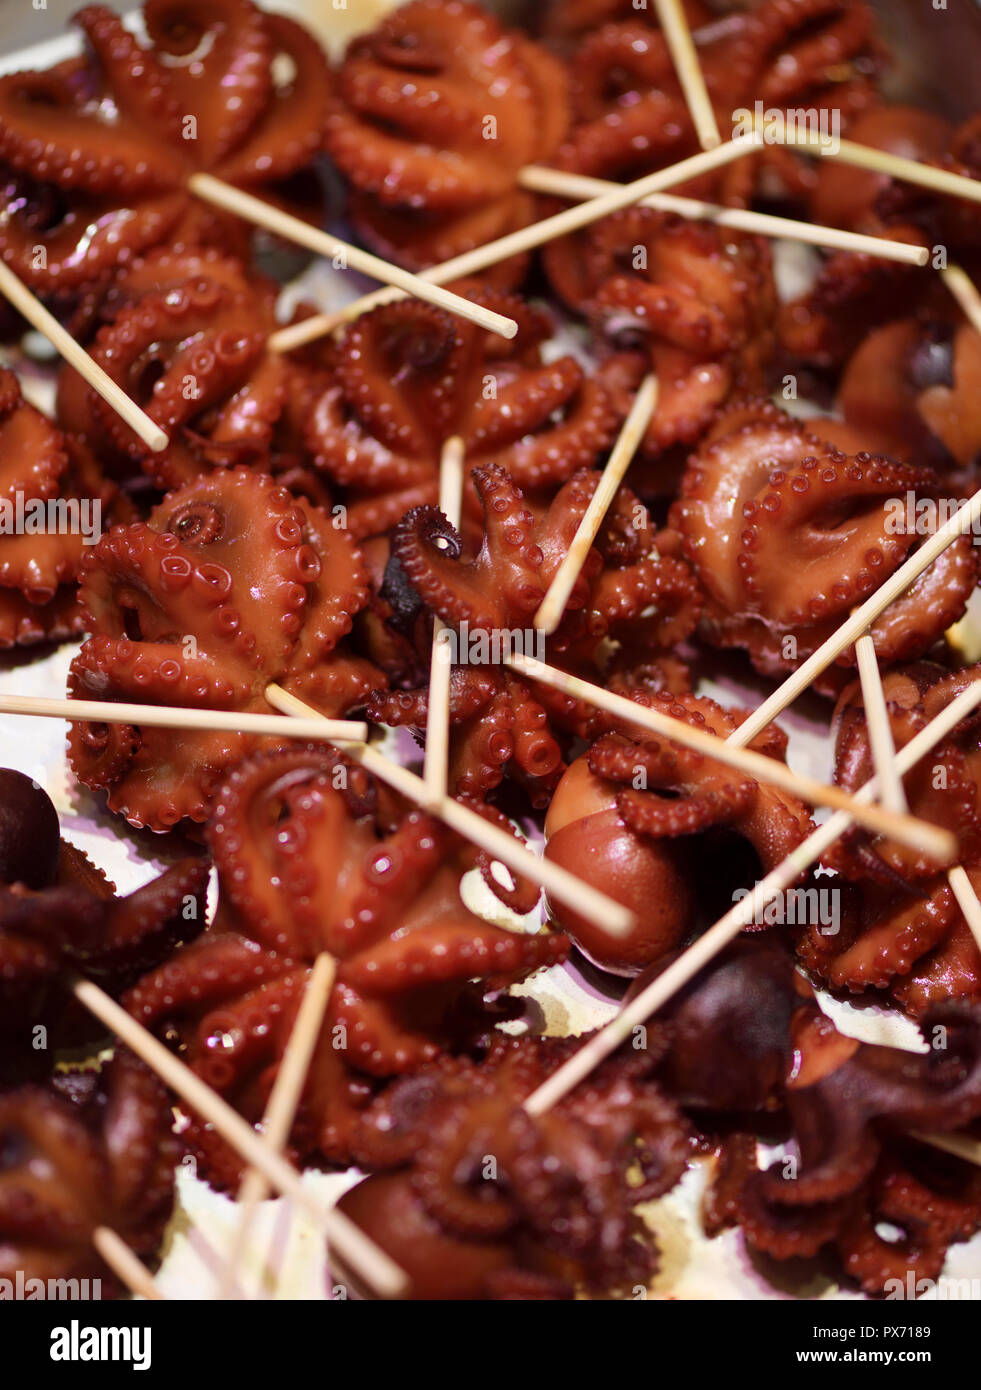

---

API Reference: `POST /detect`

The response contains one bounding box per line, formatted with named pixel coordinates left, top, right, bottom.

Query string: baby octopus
left=0, top=0, right=330, bottom=308
left=0, top=368, right=114, bottom=649
left=123, top=744, right=567, bottom=1182
left=545, top=693, right=813, bottom=973
left=669, top=399, right=979, bottom=687
left=306, top=291, right=632, bottom=543
left=543, top=209, right=776, bottom=484
left=796, top=663, right=981, bottom=1005
left=68, top=467, right=381, bottom=832
left=368, top=462, right=700, bottom=806
left=324, top=0, right=569, bottom=280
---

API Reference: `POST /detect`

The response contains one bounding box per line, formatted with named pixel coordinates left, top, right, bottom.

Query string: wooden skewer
left=221, top=952, right=337, bottom=1300
left=424, top=437, right=466, bottom=801
left=653, top=0, right=720, bottom=149
left=0, top=693, right=368, bottom=745
left=506, top=651, right=955, bottom=860
left=0, top=686, right=633, bottom=934
left=941, top=263, right=981, bottom=336
left=71, top=977, right=407, bottom=1299
left=726, top=484, right=981, bottom=750
left=947, top=864, right=981, bottom=955
left=854, top=631, right=908, bottom=815
left=91, top=1227, right=165, bottom=1301
left=187, top=174, right=516, bottom=341
left=264, top=684, right=634, bottom=936
left=913, top=1130, right=981, bottom=1167
left=774, top=130, right=981, bottom=205
left=267, top=133, right=763, bottom=354
left=518, top=166, right=930, bottom=266
left=534, top=375, right=659, bottom=635
left=524, top=677, right=981, bottom=1115
left=0, top=259, right=168, bottom=453
left=855, top=630, right=981, bottom=953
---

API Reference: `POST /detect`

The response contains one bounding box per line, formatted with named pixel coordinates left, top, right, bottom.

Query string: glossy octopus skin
left=123, top=745, right=567, bottom=1181
left=639, top=938, right=981, bottom=1295
left=793, top=665, right=981, bottom=999
left=368, top=461, right=699, bottom=806
left=553, top=0, right=882, bottom=202
left=306, top=291, right=632, bottom=541
left=779, top=105, right=966, bottom=370
left=706, top=1000, right=981, bottom=1292
left=0, top=833, right=208, bottom=1080
left=0, top=368, right=115, bottom=648
left=543, top=211, right=777, bottom=470
left=0, top=0, right=331, bottom=302
left=55, top=251, right=322, bottom=491
left=67, top=467, right=380, bottom=832
left=324, top=0, right=569, bottom=280
left=336, top=1032, right=689, bottom=1299
left=836, top=317, right=981, bottom=479
left=0, top=1050, right=177, bottom=1296
left=669, top=399, right=979, bottom=685
left=545, top=694, right=813, bottom=973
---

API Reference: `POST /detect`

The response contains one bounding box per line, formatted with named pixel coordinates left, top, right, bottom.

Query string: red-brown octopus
left=305, top=290, right=635, bottom=542
left=368, top=461, right=700, bottom=806
left=123, top=743, right=568, bottom=1183
left=67, top=467, right=381, bottom=832
left=0, top=766, right=208, bottom=1083
left=779, top=104, right=981, bottom=371
left=336, top=1031, right=690, bottom=1300
left=55, top=248, right=325, bottom=492
left=704, top=997, right=981, bottom=1295
left=324, top=0, right=569, bottom=283
left=0, top=0, right=330, bottom=310
left=552, top=0, right=884, bottom=204
left=794, top=662, right=981, bottom=1012
left=543, top=209, right=777, bottom=485
left=668, top=399, right=979, bottom=686
left=0, top=1050, right=178, bottom=1296
left=0, top=368, right=114, bottom=648
left=835, top=316, right=981, bottom=484
left=633, top=935, right=981, bottom=1296
left=544, top=692, right=814, bottom=973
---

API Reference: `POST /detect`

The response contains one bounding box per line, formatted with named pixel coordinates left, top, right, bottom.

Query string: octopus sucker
left=68, top=468, right=379, bottom=832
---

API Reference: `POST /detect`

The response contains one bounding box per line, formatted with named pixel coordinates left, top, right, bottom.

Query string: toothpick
left=775, top=130, right=981, bottom=205
left=506, top=652, right=955, bottom=860
left=941, top=264, right=981, bottom=336
left=221, top=952, right=337, bottom=1300
left=654, top=0, right=720, bottom=149
left=854, top=631, right=908, bottom=815
left=2, top=684, right=632, bottom=934
left=424, top=437, right=466, bottom=801
left=855, top=632, right=981, bottom=951
left=726, top=485, right=981, bottom=749
left=267, top=134, right=763, bottom=353
left=0, top=259, right=168, bottom=453
left=524, top=678, right=981, bottom=1115
left=71, top=977, right=408, bottom=1299
left=534, top=375, right=659, bottom=635
left=0, top=692, right=368, bottom=745
left=186, top=174, right=517, bottom=341
left=517, top=166, right=929, bottom=266
left=263, top=684, right=635, bottom=936
left=913, top=1130, right=981, bottom=1167
left=91, top=1227, right=165, bottom=1301
left=947, top=864, right=981, bottom=955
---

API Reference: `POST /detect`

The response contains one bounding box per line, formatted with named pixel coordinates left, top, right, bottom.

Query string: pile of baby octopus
left=2, top=0, right=981, bottom=1301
